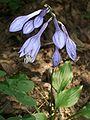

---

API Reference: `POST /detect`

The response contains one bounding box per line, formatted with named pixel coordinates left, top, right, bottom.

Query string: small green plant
left=0, top=70, right=47, bottom=120
left=49, top=61, right=82, bottom=119
left=0, top=61, right=90, bottom=119
left=0, top=73, right=36, bottom=107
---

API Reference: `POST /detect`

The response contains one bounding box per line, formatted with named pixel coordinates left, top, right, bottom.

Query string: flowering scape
left=9, top=5, right=76, bottom=67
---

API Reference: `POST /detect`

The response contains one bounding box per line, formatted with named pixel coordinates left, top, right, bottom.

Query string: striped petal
left=23, top=20, right=34, bottom=34
left=66, top=37, right=77, bottom=61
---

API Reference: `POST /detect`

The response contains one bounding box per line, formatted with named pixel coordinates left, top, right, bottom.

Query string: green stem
left=48, top=68, right=55, bottom=120
left=34, top=106, right=40, bottom=113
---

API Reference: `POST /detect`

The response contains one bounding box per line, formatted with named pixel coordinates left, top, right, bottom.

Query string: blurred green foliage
left=83, top=11, right=90, bottom=19
left=0, top=0, right=22, bottom=11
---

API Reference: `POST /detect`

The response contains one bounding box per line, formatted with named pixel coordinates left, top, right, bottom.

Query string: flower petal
left=19, top=37, right=31, bottom=53
left=27, top=42, right=40, bottom=62
left=23, top=36, right=38, bottom=55
left=27, top=37, right=40, bottom=57
left=66, top=37, right=77, bottom=61
left=9, top=9, right=42, bottom=32
left=19, top=35, right=40, bottom=57
left=53, top=30, right=66, bottom=49
left=34, top=8, right=48, bottom=28
left=34, top=16, right=43, bottom=28
left=52, top=47, right=61, bottom=67
left=23, top=20, right=34, bottom=34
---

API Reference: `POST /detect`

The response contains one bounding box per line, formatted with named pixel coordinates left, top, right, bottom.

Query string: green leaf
left=7, top=117, right=22, bottom=120
left=22, top=115, right=36, bottom=120
left=83, top=11, right=90, bottom=19
left=0, top=73, right=36, bottom=107
left=52, top=61, right=73, bottom=92
left=7, top=73, right=34, bottom=93
left=34, top=113, right=48, bottom=120
left=0, top=70, right=6, bottom=77
left=55, top=86, right=83, bottom=108
left=15, top=92, right=36, bottom=107
left=17, top=80, right=34, bottom=92
left=10, top=73, right=29, bottom=81
left=0, top=115, right=5, bottom=120
left=0, top=82, right=14, bottom=96
left=76, top=102, right=90, bottom=119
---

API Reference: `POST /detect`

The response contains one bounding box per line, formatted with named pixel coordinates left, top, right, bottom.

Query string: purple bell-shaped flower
left=52, top=47, right=61, bottom=67
left=53, top=17, right=67, bottom=49
left=34, top=8, right=49, bottom=28
left=22, top=8, right=49, bottom=34
left=59, top=21, right=77, bottom=61
left=19, top=18, right=52, bottom=63
left=23, top=20, right=34, bottom=34
left=66, top=37, right=77, bottom=61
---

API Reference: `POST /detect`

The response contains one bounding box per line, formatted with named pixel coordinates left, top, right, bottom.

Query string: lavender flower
left=19, top=18, right=52, bottom=63
left=23, top=20, right=34, bottom=34
left=52, top=47, right=61, bottom=67
left=34, top=8, right=49, bottom=28
left=66, top=37, right=76, bottom=61
left=22, top=8, right=49, bottom=34
left=9, top=9, right=42, bottom=32
left=59, top=21, right=77, bottom=61
left=53, top=17, right=67, bottom=49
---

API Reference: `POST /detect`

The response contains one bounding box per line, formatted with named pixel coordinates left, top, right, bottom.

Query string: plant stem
left=34, top=106, right=40, bottom=113
left=48, top=68, right=55, bottom=120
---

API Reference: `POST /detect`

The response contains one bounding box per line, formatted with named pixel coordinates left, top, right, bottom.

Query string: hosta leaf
left=0, top=70, right=6, bottom=77
left=7, top=73, right=34, bottom=93
left=52, top=61, right=73, bottom=93
left=34, top=113, right=48, bottom=120
left=6, top=73, right=28, bottom=86
left=0, top=82, right=14, bottom=96
left=9, top=73, right=29, bottom=81
left=55, top=86, right=83, bottom=108
left=15, top=92, right=36, bottom=107
left=17, top=80, right=34, bottom=92
left=76, top=102, right=90, bottom=119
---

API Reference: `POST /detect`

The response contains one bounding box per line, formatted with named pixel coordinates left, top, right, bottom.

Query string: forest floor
left=0, top=0, right=90, bottom=120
